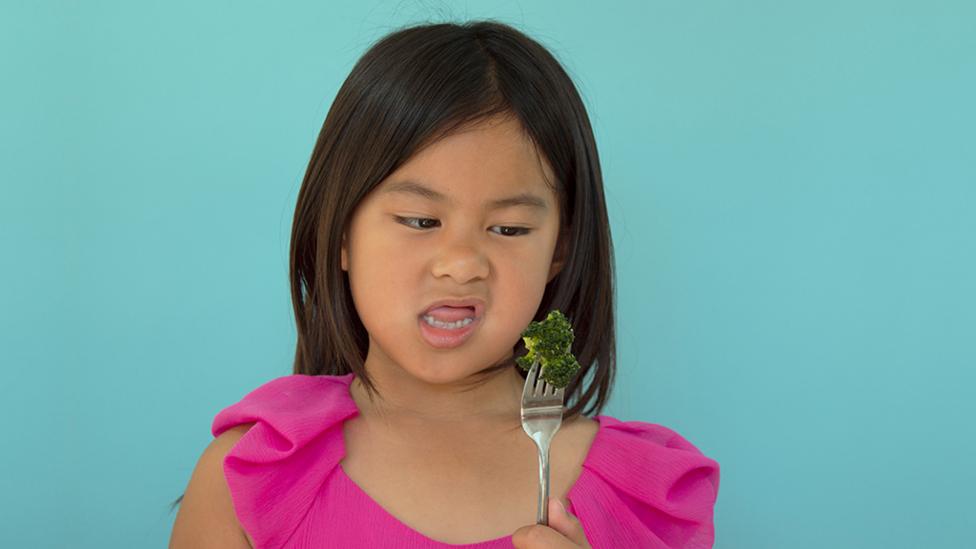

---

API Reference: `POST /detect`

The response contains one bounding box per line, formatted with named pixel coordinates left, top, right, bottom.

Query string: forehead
left=376, top=116, right=557, bottom=211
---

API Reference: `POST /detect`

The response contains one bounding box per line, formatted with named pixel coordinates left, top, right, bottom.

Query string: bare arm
left=169, top=423, right=257, bottom=549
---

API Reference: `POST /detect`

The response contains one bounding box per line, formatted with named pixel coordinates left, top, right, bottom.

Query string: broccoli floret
left=515, top=309, right=581, bottom=389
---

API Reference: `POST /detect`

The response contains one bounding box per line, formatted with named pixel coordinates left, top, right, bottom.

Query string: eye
left=394, top=216, right=532, bottom=237
left=491, top=226, right=532, bottom=237
left=395, top=216, right=440, bottom=230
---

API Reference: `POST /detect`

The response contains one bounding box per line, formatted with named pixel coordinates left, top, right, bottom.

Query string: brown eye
left=492, top=226, right=532, bottom=237
left=395, top=216, right=439, bottom=229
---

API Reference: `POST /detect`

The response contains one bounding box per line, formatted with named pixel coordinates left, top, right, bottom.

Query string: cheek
left=494, top=254, right=551, bottom=323
left=347, top=221, right=402, bottom=275
left=346, top=230, right=414, bottom=326
left=502, top=237, right=555, bottom=281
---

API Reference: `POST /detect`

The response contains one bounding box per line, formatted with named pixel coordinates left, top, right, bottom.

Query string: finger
left=546, top=497, right=591, bottom=547
left=510, top=498, right=590, bottom=549
left=511, top=523, right=575, bottom=549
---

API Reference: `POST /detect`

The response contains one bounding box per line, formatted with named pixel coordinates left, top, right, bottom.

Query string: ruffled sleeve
left=211, top=374, right=359, bottom=549
left=567, top=416, right=721, bottom=549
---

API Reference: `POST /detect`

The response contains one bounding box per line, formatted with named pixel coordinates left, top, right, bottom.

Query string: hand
left=511, top=497, right=592, bottom=548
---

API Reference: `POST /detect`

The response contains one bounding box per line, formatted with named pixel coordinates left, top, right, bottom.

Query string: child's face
left=341, top=114, right=566, bottom=387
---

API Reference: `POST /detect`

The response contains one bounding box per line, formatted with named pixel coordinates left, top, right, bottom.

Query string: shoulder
left=569, top=415, right=721, bottom=549
left=595, top=415, right=718, bottom=456
left=211, top=374, right=358, bottom=436
left=205, top=374, right=360, bottom=549
left=214, top=423, right=256, bottom=446
left=170, top=424, right=257, bottom=548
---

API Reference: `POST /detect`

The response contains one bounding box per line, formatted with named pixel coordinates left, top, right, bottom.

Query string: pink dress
left=212, top=374, right=721, bottom=548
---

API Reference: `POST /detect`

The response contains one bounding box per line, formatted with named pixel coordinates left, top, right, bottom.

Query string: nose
left=430, top=238, right=490, bottom=284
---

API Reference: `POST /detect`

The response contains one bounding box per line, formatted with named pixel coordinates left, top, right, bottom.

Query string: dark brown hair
left=171, top=18, right=615, bottom=514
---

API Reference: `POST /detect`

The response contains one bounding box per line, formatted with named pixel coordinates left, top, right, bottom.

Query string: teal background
left=2, top=1, right=973, bottom=547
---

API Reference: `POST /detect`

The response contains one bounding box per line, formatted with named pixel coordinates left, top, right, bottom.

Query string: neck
left=348, top=364, right=526, bottom=433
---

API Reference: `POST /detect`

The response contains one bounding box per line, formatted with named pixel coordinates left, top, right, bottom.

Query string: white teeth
left=422, top=315, right=475, bottom=330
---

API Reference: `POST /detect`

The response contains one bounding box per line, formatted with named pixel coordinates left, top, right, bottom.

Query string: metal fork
left=520, top=359, right=566, bottom=526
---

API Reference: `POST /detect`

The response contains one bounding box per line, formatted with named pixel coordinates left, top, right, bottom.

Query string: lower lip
left=418, top=315, right=480, bottom=349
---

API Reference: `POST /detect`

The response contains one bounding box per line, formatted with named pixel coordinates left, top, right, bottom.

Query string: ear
left=547, top=225, right=570, bottom=283
left=340, top=233, right=348, bottom=272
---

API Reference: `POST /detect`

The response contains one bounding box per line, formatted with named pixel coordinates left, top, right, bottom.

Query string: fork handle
left=535, top=442, right=551, bottom=526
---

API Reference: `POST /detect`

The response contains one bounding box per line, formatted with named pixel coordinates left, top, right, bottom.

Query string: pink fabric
left=211, top=374, right=721, bottom=548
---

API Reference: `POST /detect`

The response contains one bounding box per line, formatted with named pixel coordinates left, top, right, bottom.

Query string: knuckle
left=526, top=527, right=549, bottom=544
left=513, top=526, right=546, bottom=547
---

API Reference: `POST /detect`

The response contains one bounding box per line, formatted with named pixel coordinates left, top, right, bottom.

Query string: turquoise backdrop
left=2, top=1, right=973, bottom=547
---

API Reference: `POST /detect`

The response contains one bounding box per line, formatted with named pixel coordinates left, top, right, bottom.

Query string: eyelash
left=394, top=216, right=532, bottom=237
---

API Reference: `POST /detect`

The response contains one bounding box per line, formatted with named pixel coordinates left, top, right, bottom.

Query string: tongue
left=425, top=306, right=475, bottom=322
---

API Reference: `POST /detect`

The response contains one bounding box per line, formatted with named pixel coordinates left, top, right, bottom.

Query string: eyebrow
left=381, top=180, right=549, bottom=212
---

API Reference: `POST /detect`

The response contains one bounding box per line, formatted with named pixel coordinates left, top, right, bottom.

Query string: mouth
left=418, top=314, right=481, bottom=349
left=417, top=298, right=485, bottom=349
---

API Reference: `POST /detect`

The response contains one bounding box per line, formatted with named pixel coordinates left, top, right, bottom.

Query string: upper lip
left=420, top=297, right=485, bottom=320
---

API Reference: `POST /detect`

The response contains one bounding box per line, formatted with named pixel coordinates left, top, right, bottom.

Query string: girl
left=170, top=20, right=720, bottom=549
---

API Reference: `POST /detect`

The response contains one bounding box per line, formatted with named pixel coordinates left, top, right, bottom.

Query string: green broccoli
left=515, top=309, right=581, bottom=389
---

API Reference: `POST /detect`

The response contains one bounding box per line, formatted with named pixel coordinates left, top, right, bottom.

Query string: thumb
left=547, top=497, right=590, bottom=547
